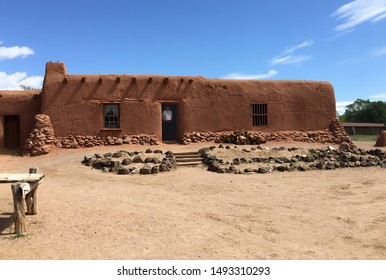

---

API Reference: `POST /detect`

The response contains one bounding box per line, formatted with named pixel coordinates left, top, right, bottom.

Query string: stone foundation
left=54, top=134, right=159, bottom=149
left=182, top=118, right=352, bottom=145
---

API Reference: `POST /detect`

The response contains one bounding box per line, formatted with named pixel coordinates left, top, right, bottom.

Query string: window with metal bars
left=251, top=104, right=268, bottom=126
left=104, top=104, right=120, bottom=128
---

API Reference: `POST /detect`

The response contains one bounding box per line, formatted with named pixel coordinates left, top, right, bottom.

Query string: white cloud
left=0, top=45, right=34, bottom=60
left=271, top=55, right=312, bottom=65
left=371, top=45, right=386, bottom=56
left=336, top=101, right=354, bottom=115
left=332, top=0, right=386, bottom=31
left=222, top=69, right=278, bottom=80
left=270, top=40, right=313, bottom=65
left=282, top=40, right=314, bottom=55
left=369, top=93, right=386, bottom=100
left=0, top=71, right=43, bottom=90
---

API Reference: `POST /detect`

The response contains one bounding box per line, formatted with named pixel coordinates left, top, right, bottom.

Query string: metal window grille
left=104, top=104, right=120, bottom=128
left=252, top=104, right=268, bottom=126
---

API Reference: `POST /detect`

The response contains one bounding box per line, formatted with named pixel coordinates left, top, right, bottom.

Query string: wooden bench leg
left=26, top=182, right=39, bottom=215
left=11, top=183, right=27, bottom=234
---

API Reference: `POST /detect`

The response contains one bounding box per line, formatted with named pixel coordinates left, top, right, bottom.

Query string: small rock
left=277, top=166, right=286, bottom=172
left=228, top=166, right=238, bottom=173
left=298, top=165, right=309, bottom=171
left=207, top=162, right=221, bottom=172
left=130, top=167, right=140, bottom=174
left=113, top=151, right=124, bottom=158
left=151, top=166, right=159, bottom=174
left=339, top=142, right=350, bottom=151
left=305, top=156, right=315, bottom=163
left=244, top=168, right=254, bottom=173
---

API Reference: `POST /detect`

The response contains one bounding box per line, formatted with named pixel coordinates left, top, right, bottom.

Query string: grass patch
left=9, top=233, right=26, bottom=240
left=349, top=134, right=378, bottom=142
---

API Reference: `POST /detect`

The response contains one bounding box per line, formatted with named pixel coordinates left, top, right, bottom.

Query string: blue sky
left=1, top=0, right=386, bottom=114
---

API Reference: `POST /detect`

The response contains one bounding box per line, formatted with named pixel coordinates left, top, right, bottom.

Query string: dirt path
left=0, top=141, right=385, bottom=259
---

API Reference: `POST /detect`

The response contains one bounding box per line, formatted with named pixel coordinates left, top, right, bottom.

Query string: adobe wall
left=0, top=90, right=41, bottom=148
left=41, top=62, right=336, bottom=140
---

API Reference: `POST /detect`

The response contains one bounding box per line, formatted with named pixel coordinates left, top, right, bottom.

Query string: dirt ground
left=0, top=141, right=385, bottom=260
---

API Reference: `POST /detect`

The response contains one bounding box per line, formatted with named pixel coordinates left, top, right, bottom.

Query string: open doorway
left=4, top=115, right=20, bottom=149
left=161, top=103, right=178, bottom=142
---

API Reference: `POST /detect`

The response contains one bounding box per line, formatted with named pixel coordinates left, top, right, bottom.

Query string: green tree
left=339, top=99, right=386, bottom=124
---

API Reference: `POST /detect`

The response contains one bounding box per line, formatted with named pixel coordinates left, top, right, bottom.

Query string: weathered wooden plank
left=0, top=173, right=45, bottom=183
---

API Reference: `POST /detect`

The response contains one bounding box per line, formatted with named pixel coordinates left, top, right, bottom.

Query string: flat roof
left=343, top=122, right=385, bottom=127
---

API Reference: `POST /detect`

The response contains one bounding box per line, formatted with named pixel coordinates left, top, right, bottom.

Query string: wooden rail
left=0, top=169, right=44, bottom=234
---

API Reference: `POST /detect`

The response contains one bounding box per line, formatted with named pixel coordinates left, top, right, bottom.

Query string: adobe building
left=1, top=62, right=343, bottom=153
left=0, top=90, right=41, bottom=149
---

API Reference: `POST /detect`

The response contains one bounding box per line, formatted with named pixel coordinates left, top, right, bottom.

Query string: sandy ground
left=0, top=141, right=385, bottom=260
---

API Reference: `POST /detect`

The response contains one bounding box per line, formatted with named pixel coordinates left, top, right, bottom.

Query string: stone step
left=175, top=154, right=201, bottom=159
left=176, top=162, right=202, bottom=166
left=173, top=152, right=199, bottom=156
left=175, top=158, right=202, bottom=163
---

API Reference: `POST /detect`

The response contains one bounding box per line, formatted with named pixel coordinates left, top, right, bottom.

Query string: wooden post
left=26, top=167, right=39, bottom=215
left=26, top=181, right=39, bottom=215
left=11, top=183, right=26, bottom=234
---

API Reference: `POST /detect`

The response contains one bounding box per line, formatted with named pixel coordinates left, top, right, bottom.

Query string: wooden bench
left=0, top=170, right=45, bottom=234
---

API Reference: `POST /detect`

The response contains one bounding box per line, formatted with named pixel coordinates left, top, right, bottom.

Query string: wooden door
left=4, top=116, right=20, bottom=148
left=161, top=103, right=178, bottom=142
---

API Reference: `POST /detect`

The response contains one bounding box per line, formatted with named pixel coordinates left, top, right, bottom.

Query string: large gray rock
left=159, top=163, right=170, bottom=172
left=113, top=151, right=124, bottom=158
left=257, top=167, right=270, bottom=174
left=133, top=155, right=144, bottom=163
left=117, top=168, right=130, bottom=175
left=121, top=158, right=132, bottom=165
left=207, top=161, right=221, bottom=172
left=140, top=165, right=152, bottom=174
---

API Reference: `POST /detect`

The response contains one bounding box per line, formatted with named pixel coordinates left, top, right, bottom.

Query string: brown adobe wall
left=40, top=62, right=336, bottom=141
left=375, top=131, right=386, bottom=147
left=0, top=90, right=41, bottom=148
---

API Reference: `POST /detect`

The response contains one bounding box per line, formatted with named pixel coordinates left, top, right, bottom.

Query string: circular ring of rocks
left=199, top=142, right=386, bottom=175
left=81, top=149, right=176, bottom=175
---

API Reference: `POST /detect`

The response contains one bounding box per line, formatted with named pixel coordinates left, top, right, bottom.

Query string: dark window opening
left=104, top=104, right=120, bottom=128
left=252, top=104, right=268, bottom=126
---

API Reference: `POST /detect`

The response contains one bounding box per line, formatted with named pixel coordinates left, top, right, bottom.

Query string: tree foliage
left=339, top=99, right=386, bottom=124
left=20, top=84, right=41, bottom=91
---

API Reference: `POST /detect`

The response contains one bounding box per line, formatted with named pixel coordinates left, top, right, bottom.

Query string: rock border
left=200, top=142, right=386, bottom=174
